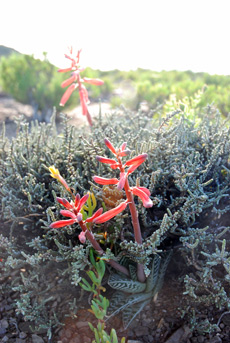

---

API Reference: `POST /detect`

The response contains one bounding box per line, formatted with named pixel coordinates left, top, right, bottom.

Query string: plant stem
left=124, top=179, right=146, bottom=282
left=79, top=221, right=130, bottom=277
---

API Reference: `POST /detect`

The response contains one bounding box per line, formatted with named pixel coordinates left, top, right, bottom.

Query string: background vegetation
left=1, top=45, right=230, bottom=121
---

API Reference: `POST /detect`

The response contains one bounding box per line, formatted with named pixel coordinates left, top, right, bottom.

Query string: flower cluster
left=48, top=139, right=153, bottom=281
left=50, top=193, right=103, bottom=243
left=92, top=139, right=153, bottom=224
left=58, top=47, right=104, bottom=126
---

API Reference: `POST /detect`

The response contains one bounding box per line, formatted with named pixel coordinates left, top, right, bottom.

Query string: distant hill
left=0, top=45, right=20, bottom=59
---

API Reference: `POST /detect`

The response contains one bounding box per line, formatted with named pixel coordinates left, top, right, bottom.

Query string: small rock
left=0, top=319, right=9, bottom=329
left=31, top=334, right=45, bottom=343
left=0, top=327, right=6, bottom=335
left=76, top=321, right=89, bottom=330
left=127, top=340, right=143, bottom=343
left=65, top=329, right=72, bottom=338
left=134, top=326, right=149, bottom=337
left=19, top=332, right=27, bottom=339
left=1, top=336, right=9, bottom=342
left=165, top=326, right=191, bottom=343
left=197, top=336, right=205, bottom=343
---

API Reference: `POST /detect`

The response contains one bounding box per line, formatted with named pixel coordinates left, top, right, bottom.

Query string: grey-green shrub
left=1, top=102, right=230, bottom=335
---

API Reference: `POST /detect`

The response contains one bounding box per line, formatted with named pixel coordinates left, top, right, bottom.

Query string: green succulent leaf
left=108, top=273, right=146, bottom=293
left=146, top=254, right=161, bottom=292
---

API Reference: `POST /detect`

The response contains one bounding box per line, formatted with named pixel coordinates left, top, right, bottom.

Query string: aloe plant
left=107, top=251, right=172, bottom=329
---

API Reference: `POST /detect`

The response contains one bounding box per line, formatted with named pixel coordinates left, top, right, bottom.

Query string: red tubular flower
left=83, top=77, right=104, bottom=86
left=50, top=193, right=90, bottom=229
left=60, top=210, right=76, bottom=218
left=61, top=72, right=79, bottom=88
left=85, top=208, right=103, bottom=223
left=58, top=67, right=74, bottom=73
left=92, top=176, right=119, bottom=185
left=104, top=138, right=117, bottom=154
left=117, top=172, right=127, bottom=190
left=74, top=194, right=80, bottom=208
left=131, top=187, right=153, bottom=208
left=50, top=219, right=76, bottom=229
left=79, top=231, right=86, bottom=243
left=77, top=193, right=89, bottom=212
left=110, top=163, right=120, bottom=169
left=93, top=201, right=127, bottom=224
left=125, top=154, right=148, bottom=167
left=58, top=48, right=103, bottom=126
left=79, top=89, right=88, bottom=115
left=136, top=187, right=151, bottom=196
left=56, top=197, right=73, bottom=210
left=96, top=156, right=117, bottom=165
left=120, top=142, right=127, bottom=151
left=60, top=84, right=77, bottom=106
left=118, top=149, right=131, bottom=157
left=81, top=84, right=90, bottom=104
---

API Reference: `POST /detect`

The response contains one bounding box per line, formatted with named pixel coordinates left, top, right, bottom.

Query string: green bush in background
left=1, top=50, right=230, bottom=118
left=0, top=53, right=69, bottom=121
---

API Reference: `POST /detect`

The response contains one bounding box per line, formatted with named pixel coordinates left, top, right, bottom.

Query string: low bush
left=1, top=101, right=230, bottom=338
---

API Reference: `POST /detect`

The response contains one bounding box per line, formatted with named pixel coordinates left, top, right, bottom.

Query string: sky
left=1, top=0, right=230, bottom=75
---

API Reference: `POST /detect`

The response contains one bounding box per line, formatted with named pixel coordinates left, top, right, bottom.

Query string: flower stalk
left=58, top=47, right=104, bottom=126
left=49, top=139, right=153, bottom=282
left=93, top=139, right=153, bottom=282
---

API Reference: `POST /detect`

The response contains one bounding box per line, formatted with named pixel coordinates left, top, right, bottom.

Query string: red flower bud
left=56, top=197, right=73, bottom=210
left=125, top=153, right=148, bottom=167
left=131, top=187, right=153, bottom=208
left=96, top=156, right=117, bottom=165
left=117, top=172, right=127, bottom=190
left=93, top=201, right=127, bottom=224
left=83, top=77, right=104, bottom=86
left=60, top=84, right=77, bottom=106
left=78, top=193, right=89, bottom=211
left=79, top=231, right=86, bottom=243
left=93, top=176, right=119, bottom=185
left=49, top=219, right=76, bottom=229
left=60, top=210, right=76, bottom=219
left=85, top=208, right=103, bottom=223
left=61, top=72, right=79, bottom=88
left=104, top=138, right=117, bottom=154
left=58, top=67, right=74, bottom=73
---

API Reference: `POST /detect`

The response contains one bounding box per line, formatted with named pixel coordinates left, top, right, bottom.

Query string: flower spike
left=58, top=48, right=104, bottom=126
